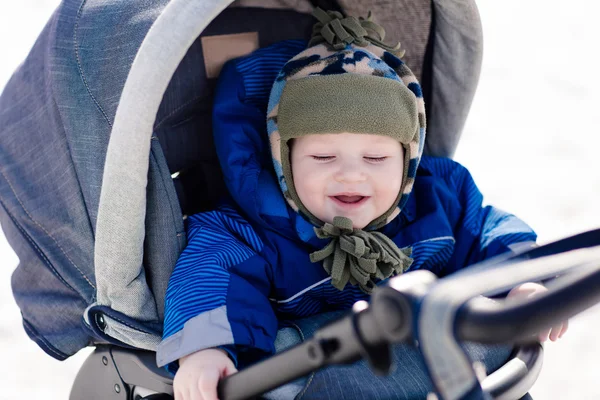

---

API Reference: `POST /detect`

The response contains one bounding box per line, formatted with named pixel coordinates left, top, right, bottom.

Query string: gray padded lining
left=337, top=0, right=431, bottom=82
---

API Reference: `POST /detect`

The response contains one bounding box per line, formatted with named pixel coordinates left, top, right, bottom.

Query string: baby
left=157, top=9, right=567, bottom=400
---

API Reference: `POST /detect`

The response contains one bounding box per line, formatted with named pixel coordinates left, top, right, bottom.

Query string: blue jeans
left=264, top=312, right=513, bottom=400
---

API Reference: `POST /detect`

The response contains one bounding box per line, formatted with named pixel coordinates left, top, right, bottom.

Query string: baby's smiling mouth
left=329, top=194, right=370, bottom=207
left=335, top=195, right=365, bottom=203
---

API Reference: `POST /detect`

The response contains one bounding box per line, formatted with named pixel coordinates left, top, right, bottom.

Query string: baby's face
left=291, top=133, right=404, bottom=229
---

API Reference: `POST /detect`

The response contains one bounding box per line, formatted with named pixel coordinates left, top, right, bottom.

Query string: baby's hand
left=174, top=348, right=237, bottom=400
left=507, top=282, right=568, bottom=342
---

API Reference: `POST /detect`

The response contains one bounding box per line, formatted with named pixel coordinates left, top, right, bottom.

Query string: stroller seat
left=1, top=0, right=481, bottom=363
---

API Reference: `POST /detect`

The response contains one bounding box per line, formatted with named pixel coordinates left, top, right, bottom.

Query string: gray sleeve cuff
left=156, top=305, right=234, bottom=367
left=507, top=241, right=538, bottom=253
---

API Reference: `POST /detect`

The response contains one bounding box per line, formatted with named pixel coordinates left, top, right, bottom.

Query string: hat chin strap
left=310, top=216, right=413, bottom=294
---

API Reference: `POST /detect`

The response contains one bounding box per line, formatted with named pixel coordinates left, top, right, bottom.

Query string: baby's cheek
left=295, top=175, right=324, bottom=210
left=377, top=174, right=402, bottom=205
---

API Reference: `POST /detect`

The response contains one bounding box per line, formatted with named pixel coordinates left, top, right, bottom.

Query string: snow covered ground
left=1, top=1, right=599, bottom=399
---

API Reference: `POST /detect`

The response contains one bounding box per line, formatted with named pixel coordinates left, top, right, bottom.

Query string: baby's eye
left=312, top=155, right=336, bottom=162
left=364, top=156, right=387, bottom=163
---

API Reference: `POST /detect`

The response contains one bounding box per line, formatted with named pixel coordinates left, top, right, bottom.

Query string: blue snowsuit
left=156, top=41, right=536, bottom=370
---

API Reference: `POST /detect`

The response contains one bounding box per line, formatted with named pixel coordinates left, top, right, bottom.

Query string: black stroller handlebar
left=218, top=245, right=600, bottom=400
left=457, top=263, right=600, bottom=343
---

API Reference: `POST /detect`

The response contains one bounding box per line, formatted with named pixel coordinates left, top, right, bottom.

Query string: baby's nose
left=334, top=162, right=367, bottom=183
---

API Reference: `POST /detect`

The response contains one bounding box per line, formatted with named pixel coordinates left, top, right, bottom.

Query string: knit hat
left=266, top=9, right=426, bottom=292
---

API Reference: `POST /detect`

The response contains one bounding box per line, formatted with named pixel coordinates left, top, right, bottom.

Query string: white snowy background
left=1, top=1, right=599, bottom=399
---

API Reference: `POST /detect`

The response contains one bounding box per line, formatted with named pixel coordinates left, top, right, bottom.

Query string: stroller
left=2, top=0, right=600, bottom=399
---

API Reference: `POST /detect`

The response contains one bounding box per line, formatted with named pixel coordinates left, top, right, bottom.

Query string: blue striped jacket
left=156, top=41, right=536, bottom=368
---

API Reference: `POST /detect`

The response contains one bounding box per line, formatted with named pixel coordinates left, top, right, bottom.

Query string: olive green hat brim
left=278, top=74, right=419, bottom=143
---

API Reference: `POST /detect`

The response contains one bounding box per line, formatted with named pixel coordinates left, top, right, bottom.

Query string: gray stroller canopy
left=0, top=0, right=482, bottom=358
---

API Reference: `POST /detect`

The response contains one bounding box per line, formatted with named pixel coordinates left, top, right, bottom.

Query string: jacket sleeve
left=156, top=206, right=276, bottom=368
left=444, top=161, right=537, bottom=274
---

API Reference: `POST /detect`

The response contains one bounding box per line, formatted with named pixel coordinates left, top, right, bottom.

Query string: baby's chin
left=321, top=212, right=372, bottom=230
left=318, top=199, right=378, bottom=230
